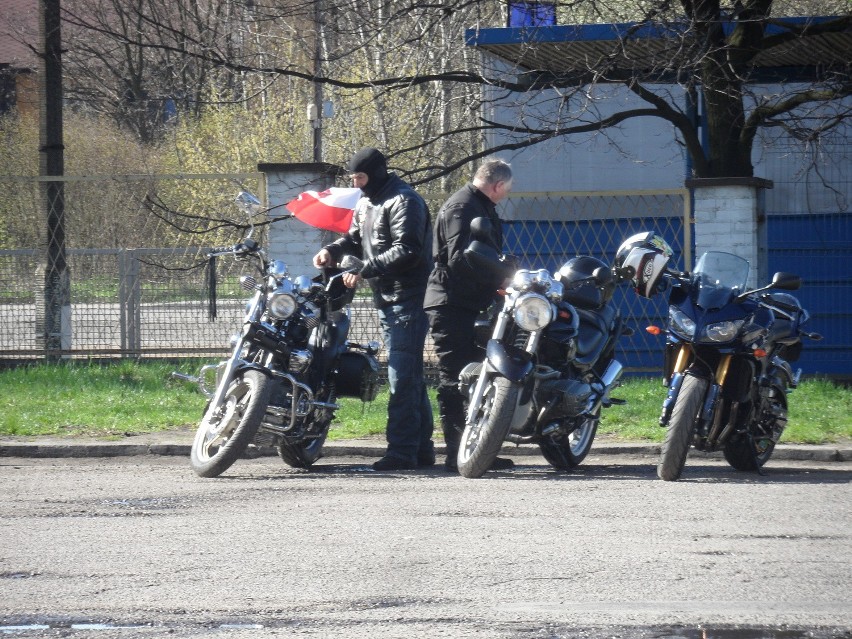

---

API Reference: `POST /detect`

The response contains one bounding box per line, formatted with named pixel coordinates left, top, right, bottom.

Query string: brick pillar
left=685, top=177, right=773, bottom=289
left=258, top=162, right=341, bottom=279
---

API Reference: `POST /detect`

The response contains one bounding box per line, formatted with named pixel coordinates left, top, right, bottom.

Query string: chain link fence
left=0, top=175, right=688, bottom=374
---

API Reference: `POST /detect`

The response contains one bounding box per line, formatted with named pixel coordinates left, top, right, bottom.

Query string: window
left=507, top=1, right=556, bottom=27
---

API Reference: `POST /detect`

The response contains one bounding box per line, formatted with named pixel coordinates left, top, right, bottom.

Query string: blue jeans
left=377, top=300, right=434, bottom=463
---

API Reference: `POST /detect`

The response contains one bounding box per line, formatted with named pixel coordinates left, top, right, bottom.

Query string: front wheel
left=657, top=374, right=708, bottom=481
left=190, top=369, right=271, bottom=478
left=457, top=376, right=519, bottom=478
left=539, top=409, right=599, bottom=470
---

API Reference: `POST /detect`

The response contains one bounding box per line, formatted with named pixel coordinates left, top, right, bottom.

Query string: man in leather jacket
left=424, top=159, right=514, bottom=472
left=313, top=147, right=434, bottom=471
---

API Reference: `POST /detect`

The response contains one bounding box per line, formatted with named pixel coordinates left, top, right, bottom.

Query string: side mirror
left=235, top=191, right=262, bottom=215
left=771, top=272, right=801, bottom=291
left=340, top=255, right=364, bottom=272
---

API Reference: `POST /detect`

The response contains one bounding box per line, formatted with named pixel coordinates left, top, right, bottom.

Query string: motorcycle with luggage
left=456, top=218, right=631, bottom=478
left=613, top=232, right=823, bottom=480
left=176, top=192, right=380, bottom=477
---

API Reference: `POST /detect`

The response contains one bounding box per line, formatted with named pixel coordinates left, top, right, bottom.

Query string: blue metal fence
left=767, top=212, right=852, bottom=377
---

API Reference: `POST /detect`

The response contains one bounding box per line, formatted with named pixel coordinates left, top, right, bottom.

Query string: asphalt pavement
left=1, top=428, right=850, bottom=462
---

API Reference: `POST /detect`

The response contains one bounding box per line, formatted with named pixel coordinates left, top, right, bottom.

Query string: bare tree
left=54, top=0, right=851, bottom=182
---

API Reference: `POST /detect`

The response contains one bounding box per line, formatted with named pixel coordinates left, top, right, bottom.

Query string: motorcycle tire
left=657, top=374, right=707, bottom=481
left=723, top=383, right=786, bottom=471
left=278, top=386, right=335, bottom=469
left=538, top=409, right=599, bottom=470
left=457, top=376, right=518, bottom=479
left=279, top=431, right=329, bottom=469
left=190, top=369, right=271, bottom=478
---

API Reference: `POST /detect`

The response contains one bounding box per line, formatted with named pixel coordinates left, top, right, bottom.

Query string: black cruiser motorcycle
left=456, top=219, right=630, bottom=478
left=177, top=192, right=380, bottom=478
left=613, top=233, right=822, bottom=481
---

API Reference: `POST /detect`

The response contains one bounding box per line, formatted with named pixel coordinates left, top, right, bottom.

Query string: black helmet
left=613, top=232, right=673, bottom=298
left=556, top=256, right=614, bottom=310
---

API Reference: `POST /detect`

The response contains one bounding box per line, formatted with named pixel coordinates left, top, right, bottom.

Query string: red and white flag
left=285, top=187, right=361, bottom=233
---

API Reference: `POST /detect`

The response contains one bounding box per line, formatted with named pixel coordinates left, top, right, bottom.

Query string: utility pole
left=311, top=0, right=323, bottom=162
left=39, top=0, right=71, bottom=361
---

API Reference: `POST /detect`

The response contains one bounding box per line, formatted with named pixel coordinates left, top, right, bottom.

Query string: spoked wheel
left=457, top=377, right=518, bottom=479
left=539, top=409, right=600, bottom=471
left=657, top=374, right=707, bottom=481
left=190, top=369, right=271, bottom=478
left=723, top=384, right=787, bottom=471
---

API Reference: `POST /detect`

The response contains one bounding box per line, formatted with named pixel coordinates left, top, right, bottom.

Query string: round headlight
left=513, top=294, right=553, bottom=331
left=268, top=291, right=297, bottom=319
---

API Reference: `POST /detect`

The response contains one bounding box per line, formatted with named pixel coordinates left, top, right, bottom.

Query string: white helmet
left=613, top=232, right=673, bottom=298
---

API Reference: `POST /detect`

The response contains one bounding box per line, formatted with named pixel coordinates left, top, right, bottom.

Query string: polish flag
left=285, top=187, right=361, bottom=233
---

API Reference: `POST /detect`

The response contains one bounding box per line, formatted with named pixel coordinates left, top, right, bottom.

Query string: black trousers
left=426, top=306, right=480, bottom=445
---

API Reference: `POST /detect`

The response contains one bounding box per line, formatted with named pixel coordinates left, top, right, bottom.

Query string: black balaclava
left=346, top=147, right=389, bottom=201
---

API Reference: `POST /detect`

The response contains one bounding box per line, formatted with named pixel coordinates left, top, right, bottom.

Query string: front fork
left=660, top=345, right=733, bottom=440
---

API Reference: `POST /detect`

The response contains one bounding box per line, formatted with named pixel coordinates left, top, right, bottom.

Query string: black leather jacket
left=324, top=173, right=432, bottom=309
left=424, top=184, right=504, bottom=312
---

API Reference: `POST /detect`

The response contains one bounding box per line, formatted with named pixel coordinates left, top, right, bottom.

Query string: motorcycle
left=613, top=232, right=823, bottom=481
left=177, top=191, right=380, bottom=478
left=456, top=218, right=630, bottom=478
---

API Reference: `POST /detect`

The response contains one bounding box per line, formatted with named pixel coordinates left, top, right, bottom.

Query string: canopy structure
left=465, top=16, right=852, bottom=87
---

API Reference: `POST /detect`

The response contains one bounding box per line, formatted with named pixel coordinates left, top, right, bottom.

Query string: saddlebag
left=335, top=351, right=380, bottom=401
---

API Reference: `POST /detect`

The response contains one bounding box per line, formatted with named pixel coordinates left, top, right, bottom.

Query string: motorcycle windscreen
left=692, top=251, right=750, bottom=310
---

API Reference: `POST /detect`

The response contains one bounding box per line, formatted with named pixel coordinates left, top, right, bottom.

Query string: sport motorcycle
left=613, top=232, right=823, bottom=480
left=177, top=191, right=380, bottom=477
left=456, top=218, right=630, bottom=478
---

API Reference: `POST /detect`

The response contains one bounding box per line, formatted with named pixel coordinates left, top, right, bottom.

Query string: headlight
left=669, top=307, right=696, bottom=339
left=699, top=319, right=745, bottom=343
left=268, top=291, right=297, bottom=319
left=513, top=294, right=553, bottom=331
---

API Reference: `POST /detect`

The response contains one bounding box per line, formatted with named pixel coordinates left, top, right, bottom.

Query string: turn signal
left=646, top=325, right=662, bottom=335
left=753, top=348, right=767, bottom=358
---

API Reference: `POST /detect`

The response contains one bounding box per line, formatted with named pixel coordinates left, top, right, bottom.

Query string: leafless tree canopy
left=50, top=0, right=852, bottom=180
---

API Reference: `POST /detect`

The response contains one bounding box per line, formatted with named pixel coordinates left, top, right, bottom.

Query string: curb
left=0, top=440, right=849, bottom=462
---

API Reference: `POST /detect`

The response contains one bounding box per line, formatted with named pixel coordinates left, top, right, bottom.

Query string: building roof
left=465, top=16, right=852, bottom=85
left=0, top=0, right=39, bottom=69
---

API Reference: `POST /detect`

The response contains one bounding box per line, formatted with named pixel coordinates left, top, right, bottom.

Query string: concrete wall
left=258, top=162, right=340, bottom=279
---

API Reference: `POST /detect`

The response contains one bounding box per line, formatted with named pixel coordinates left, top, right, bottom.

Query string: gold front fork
left=673, top=345, right=691, bottom=374
left=715, top=354, right=732, bottom=385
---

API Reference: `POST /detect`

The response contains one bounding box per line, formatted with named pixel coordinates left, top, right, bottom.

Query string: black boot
left=441, top=415, right=463, bottom=472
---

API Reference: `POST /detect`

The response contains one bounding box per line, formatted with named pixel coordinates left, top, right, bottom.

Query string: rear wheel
left=278, top=386, right=335, bottom=469
left=457, top=377, right=518, bottom=478
left=657, top=374, right=707, bottom=481
left=190, top=369, right=271, bottom=478
left=539, top=410, right=599, bottom=470
left=723, top=383, right=787, bottom=471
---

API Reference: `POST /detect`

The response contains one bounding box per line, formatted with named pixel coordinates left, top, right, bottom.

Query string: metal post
left=39, top=0, right=71, bottom=361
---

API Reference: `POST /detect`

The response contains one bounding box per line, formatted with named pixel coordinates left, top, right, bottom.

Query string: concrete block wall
left=258, top=162, right=341, bottom=279
left=686, top=178, right=772, bottom=289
